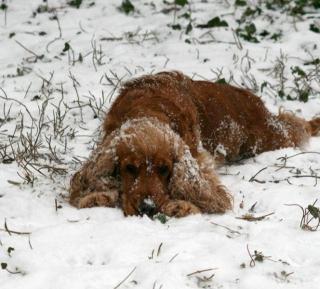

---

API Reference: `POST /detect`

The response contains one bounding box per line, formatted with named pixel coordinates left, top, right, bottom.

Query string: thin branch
left=113, top=267, right=137, bottom=289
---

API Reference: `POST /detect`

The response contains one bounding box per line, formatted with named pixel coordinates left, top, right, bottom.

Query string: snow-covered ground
left=1, top=0, right=320, bottom=288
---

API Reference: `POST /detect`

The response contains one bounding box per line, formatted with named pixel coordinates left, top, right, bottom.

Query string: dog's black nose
left=139, top=198, right=157, bottom=217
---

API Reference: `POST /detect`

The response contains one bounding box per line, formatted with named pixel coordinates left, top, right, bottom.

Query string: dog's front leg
left=161, top=200, right=200, bottom=217
left=78, top=190, right=119, bottom=208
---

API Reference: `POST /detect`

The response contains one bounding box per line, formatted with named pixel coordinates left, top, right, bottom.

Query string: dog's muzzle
left=139, top=197, right=157, bottom=217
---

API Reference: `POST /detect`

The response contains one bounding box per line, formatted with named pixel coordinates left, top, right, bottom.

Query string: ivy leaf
left=235, top=0, right=247, bottom=6
left=291, top=66, right=306, bottom=77
left=186, top=22, right=193, bottom=34
left=313, top=0, right=320, bottom=8
left=310, top=23, right=320, bottom=33
left=119, top=0, right=135, bottom=14
left=62, top=42, right=70, bottom=52
left=153, top=213, right=168, bottom=224
left=216, top=78, right=227, bottom=84
left=175, top=0, right=188, bottom=6
left=171, top=24, right=181, bottom=30
left=197, top=17, right=228, bottom=29
left=0, top=3, right=8, bottom=10
left=68, top=0, right=82, bottom=9
left=304, top=58, right=320, bottom=66
left=7, top=247, right=15, bottom=256
left=308, top=205, right=320, bottom=219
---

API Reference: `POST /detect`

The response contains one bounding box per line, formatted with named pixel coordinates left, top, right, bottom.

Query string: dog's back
left=104, top=71, right=320, bottom=163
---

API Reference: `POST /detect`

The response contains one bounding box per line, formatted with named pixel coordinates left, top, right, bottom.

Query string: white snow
left=1, top=0, right=320, bottom=288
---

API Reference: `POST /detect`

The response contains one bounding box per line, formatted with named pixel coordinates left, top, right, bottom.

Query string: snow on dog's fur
left=69, top=71, right=320, bottom=217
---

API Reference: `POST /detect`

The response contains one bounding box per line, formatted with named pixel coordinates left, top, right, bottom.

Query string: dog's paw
left=161, top=200, right=200, bottom=217
left=78, top=191, right=119, bottom=208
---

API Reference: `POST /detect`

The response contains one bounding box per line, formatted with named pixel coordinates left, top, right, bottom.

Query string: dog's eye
left=126, top=164, right=138, bottom=176
left=158, top=165, right=170, bottom=178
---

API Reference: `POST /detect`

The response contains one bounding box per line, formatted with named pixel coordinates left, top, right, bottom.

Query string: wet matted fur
left=69, top=71, right=320, bottom=217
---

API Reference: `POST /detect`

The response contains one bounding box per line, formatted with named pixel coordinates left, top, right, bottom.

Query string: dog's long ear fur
left=69, top=130, right=120, bottom=207
left=169, top=144, right=232, bottom=213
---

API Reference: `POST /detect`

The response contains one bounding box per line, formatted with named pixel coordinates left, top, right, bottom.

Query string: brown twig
left=210, top=222, right=241, bottom=235
left=236, top=212, right=275, bottom=222
left=2, top=219, right=31, bottom=235
left=187, top=268, right=218, bottom=277
left=168, top=253, right=179, bottom=263
left=249, top=167, right=268, bottom=183
left=113, top=267, right=137, bottom=289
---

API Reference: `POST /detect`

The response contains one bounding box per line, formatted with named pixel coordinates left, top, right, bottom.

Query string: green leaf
left=216, top=78, right=227, bottom=84
left=179, top=12, right=190, bottom=19
left=299, top=91, right=309, bottom=102
left=68, top=0, right=82, bottom=9
left=310, top=23, right=320, bottom=33
left=259, top=30, right=270, bottom=37
left=313, top=0, right=320, bottom=8
left=237, top=23, right=259, bottom=43
left=242, top=7, right=261, bottom=17
left=304, top=58, right=320, bottom=66
left=245, top=23, right=256, bottom=34
left=308, top=205, right=320, bottom=219
left=171, top=24, right=182, bottom=30
left=153, top=213, right=168, bottom=224
left=7, top=247, right=15, bottom=256
left=270, top=32, right=282, bottom=41
left=78, top=53, right=83, bottom=63
left=261, top=81, right=268, bottom=92
left=175, top=0, right=188, bottom=6
left=291, top=66, right=306, bottom=77
left=186, top=22, right=193, bottom=34
left=235, top=0, right=247, bottom=6
left=119, top=0, right=135, bottom=14
left=197, top=17, right=228, bottom=29
left=0, top=3, right=8, bottom=10
left=62, top=42, right=70, bottom=52
left=278, top=90, right=285, bottom=99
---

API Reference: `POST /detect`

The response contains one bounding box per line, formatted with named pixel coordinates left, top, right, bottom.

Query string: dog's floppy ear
left=69, top=130, right=120, bottom=207
left=169, top=144, right=232, bottom=213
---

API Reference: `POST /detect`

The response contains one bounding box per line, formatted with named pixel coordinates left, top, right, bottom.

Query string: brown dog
left=69, top=71, right=320, bottom=217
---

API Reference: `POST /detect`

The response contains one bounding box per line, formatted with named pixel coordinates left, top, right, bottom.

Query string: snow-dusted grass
left=1, top=0, right=320, bottom=288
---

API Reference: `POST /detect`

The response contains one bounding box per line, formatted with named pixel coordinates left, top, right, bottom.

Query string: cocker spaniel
left=69, top=71, right=320, bottom=217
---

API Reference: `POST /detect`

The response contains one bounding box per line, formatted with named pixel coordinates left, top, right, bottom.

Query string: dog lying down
left=69, top=71, right=320, bottom=218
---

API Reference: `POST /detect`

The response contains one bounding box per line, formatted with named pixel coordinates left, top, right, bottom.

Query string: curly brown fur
left=69, top=71, right=319, bottom=217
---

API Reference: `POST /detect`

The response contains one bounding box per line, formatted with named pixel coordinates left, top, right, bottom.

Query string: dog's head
left=98, top=118, right=204, bottom=217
